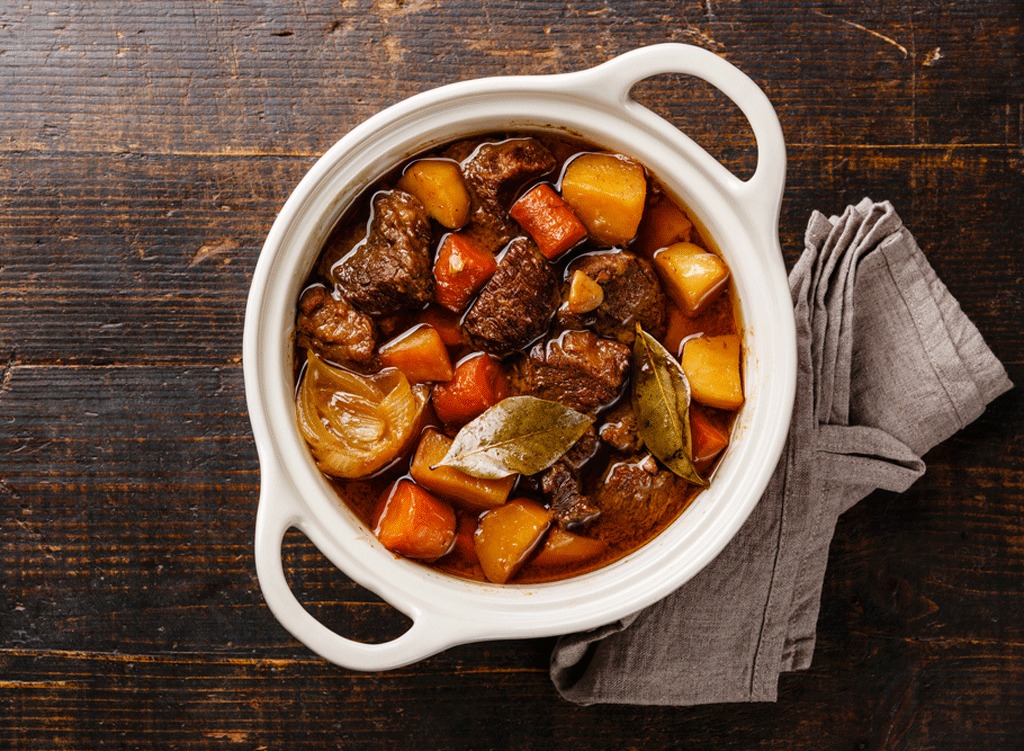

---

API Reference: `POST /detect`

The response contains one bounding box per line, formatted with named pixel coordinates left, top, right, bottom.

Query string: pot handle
left=572, top=44, right=785, bottom=237
left=253, top=466, right=453, bottom=671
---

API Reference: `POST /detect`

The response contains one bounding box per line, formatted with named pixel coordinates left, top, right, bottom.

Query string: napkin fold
left=550, top=199, right=1013, bottom=706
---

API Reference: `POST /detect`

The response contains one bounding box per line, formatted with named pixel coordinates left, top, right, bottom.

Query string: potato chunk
left=565, top=269, right=605, bottom=314
left=397, top=158, right=471, bottom=229
left=474, top=499, right=551, bottom=584
left=409, top=428, right=515, bottom=511
left=681, top=334, right=744, bottom=410
left=653, top=242, right=730, bottom=316
left=529, top=527, right=607, bottom=568
left=560, top=153, right=647, bottom=247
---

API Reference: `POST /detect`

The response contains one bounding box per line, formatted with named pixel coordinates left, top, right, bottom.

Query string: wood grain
left=1, top=0, right=1022, bottom=748
left=1, top=147, right=1019, bottom=367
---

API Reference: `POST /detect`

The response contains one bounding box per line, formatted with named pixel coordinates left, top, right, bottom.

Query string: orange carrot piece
left=417, top=305, right=467, bottom=348
left=664, top=301, right=704, bottom=358
left=434, top=512, right=486, bottom=582
left=377, top=324, right=454, bottom=383
left=433, top=232, right=498, bottom=312
left=450, top=513, right=481, bottom=564
left=373, top=480, right=457, bottom=562
left=510, top=183, right=589, bottom=260
left=691, top=408, right=730, bottom=467
left=634, top=195, right=693, bottom=257
left=431, top=353, right=507, bottom=426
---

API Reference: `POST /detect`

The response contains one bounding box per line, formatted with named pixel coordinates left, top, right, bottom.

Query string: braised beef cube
left=543, top=461, right=599, bottom=528
left=296, top=285, right=377, bottom=370
left=599, top=399, right=643, bottom=453
left=558, top=250, right=667, bottom=344
left=464, top=137, right=557, bottom=209
left=463, top=237, right=560, bottom=357
left=508, top=329, right=631, bottom=414
left=462, top=138, right=557, bottom=253
left=540, top=426, right=601, bottom=527
left=594, top=454, right=689, bottom=541
left=332, top=189, right=434, bottom=316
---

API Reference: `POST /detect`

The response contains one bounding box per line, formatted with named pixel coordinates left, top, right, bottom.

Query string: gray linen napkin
left=550, top=198, right=1013, bottom=706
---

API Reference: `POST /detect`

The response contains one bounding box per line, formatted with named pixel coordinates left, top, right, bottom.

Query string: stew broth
left=294, top=130, right=741, bottom=584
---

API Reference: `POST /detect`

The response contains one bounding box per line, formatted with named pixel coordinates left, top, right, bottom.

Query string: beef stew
left=294, top=131, right=743, bottom=585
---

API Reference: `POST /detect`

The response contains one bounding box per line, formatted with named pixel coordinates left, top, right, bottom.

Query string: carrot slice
left=431, top=353, right=507, bottom=426
left=373, top=480, right=457, bottom=562
left=510, top=183, right=588, bottom=260
left=634, top=195, right=693, bottom=257
left=691, top=408, right=730, bottom=467
left=417, top=305, right=467, bottom=348
left=433, top=232, right=498, bottom=312
left=450, top=513, right=481, bottom=563
left=434, top=513, right=487, bottom=582
left=378, top=324, right=454, bottom=383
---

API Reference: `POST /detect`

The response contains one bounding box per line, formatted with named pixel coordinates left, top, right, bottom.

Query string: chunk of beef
left=332, top=189, right=433, bottom=316
left=558, top=250, right=667, bottom=344
left=296, top=285, right=377, bottom=370
left=464, top=138, right=557, bottom=209
left=539, top=427, right=600, bottom=527
left=594, top=454, right=691, bottom=542
left=461, top=138, right=557, bottom=253
left=463, top=237, right=560, bottom=357
left=508, top=329, right=631, bottom=414
left=598, top=399, right=644, bottom=453
left=543, top=462, right=599, bottom=528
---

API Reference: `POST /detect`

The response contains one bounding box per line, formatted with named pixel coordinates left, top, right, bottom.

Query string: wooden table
left=2, top=2, right=1021, bottom=748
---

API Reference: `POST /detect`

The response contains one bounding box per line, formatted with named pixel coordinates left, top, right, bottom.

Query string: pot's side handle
left=574, top=43, right=786, bottom=239
left=253, top=468, right=452, bottom=672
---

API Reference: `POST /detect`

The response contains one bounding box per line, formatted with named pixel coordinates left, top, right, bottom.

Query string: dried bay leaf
left=631, top=325, right=707, bottom=485
left=435, top=396, right=594, bottom=479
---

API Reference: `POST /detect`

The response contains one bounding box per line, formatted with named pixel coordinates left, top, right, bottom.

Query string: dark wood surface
left=2, top=1, right=1022, bottom=748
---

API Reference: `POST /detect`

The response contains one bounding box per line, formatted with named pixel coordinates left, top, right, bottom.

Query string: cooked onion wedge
left=296, top=352, right=427, bottom=478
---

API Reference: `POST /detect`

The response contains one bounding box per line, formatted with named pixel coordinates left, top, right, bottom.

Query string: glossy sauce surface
left=297, top=130, right=740, bottom=584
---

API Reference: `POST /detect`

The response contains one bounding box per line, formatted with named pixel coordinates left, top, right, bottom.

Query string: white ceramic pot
left=244, top=44, right=796, bottom=671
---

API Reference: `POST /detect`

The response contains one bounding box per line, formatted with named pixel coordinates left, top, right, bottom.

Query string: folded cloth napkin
left=550, top=198, right=1013, bottom=706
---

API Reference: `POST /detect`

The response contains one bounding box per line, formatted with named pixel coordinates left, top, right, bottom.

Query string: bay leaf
left=631, top=324, right=707, bottom=485
left=435, top=396, right=594, bottom=479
